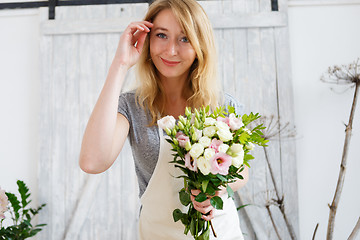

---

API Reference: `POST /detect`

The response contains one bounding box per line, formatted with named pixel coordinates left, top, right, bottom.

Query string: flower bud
left=173, top=138, right=179, bottom=146
left=185, top=107, right=192, bottom=117
left=179, top=115, right=187, bottom=125
left=194, top=108, right=200, bottom=119
left=172, top=127, right=177, bottom=136
left=192, top=133, right=197, bottom=142
left=185, top=141, right=192, bottom=151
left=178, top=121, right=185, bottom=130
left=195, top=118, right=201, bottom=129
left=165, top=127, right=172, bottom=136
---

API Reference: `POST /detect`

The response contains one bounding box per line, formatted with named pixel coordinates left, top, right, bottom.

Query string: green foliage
left=0, top=180, right=46, bottom=240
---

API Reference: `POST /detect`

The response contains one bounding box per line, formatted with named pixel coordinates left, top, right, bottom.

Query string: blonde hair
left=136, top=0, right=220, bottom=125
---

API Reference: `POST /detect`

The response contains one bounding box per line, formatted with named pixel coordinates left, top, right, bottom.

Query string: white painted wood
left=64, top=174, right=103, bottom=240
left=38, top=1, right=298, bottom=239
left=288, top=0, right=360, bottom=6
left=40, top=11, right=287, bottom=35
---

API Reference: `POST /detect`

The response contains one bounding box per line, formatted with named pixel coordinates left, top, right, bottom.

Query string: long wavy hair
left=136, top=0, right=220, bottom=125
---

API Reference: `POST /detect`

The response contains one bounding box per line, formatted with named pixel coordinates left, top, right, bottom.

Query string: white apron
left=139, top=127, right=244, bottom=240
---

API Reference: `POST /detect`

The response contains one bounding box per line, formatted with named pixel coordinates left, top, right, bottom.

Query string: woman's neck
left=160, top=75, right=191, bottom=117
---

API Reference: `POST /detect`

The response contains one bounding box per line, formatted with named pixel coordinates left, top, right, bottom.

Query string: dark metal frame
left=0, top=0, right=278, bottom=20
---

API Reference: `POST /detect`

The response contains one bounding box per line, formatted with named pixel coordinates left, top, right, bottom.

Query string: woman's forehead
left=152, top=9, right=183, bottom=33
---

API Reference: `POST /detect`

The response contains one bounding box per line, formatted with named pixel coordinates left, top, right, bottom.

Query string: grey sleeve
left=224, top=92, right=245, bottom=115
left=118, top=93, right=130, bottom=121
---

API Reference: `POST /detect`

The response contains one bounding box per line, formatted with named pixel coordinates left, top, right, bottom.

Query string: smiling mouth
left=161, top=58, right=180, bottom=66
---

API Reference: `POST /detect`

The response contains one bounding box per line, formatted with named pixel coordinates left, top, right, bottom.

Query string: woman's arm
left=79, top=21, right=153, bottom=174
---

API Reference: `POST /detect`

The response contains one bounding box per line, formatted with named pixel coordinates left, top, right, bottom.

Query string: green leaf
left=216, top=174, right=227, bottom=182
left=228, top=105, right=235, bottom=114
left=210, top=196, right=223, bottom=210
left=17, top=180, right=30, bottom=209
left=179, top=190, right=191, bottom=206
left=195, top=193, right=207, bottom=203
left=201, top=180, right=209, bottom=193
left=190, top=218, right=196, bottom=236
left=5, top=192, right=21, bottom=221
left=205, top=105, right=210, bottom=113
left=226, top=185, right=234, bottom=199
left=173, top=209, right=184, bottom=222
left=244, top=154, right=254, bottom=161
left=237, top=204, right=251, bottom=211
left=205, top=184, right=216, bottom=196
left=198, top=224, right=210, bottom=240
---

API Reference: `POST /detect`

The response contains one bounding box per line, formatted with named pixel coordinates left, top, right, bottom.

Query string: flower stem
left=209, top=220, right=217, bottom=238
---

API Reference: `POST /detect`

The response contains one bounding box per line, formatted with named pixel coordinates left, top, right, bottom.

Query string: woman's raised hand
left=113, top=21, right=153, bottom=70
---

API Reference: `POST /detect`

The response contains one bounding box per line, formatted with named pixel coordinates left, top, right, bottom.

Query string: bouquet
left=158, top=106, right=268, bottom=239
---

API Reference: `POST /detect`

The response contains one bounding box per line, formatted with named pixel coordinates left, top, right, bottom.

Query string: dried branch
left=258, top=116, right=297, bottom=240
left=312, top=223, right=319, bottom=240
left=266, top=204, right=282, bottom=240
left=325, top=58, right=360, bottom=240
left=348, top=217, right=360, bottom=240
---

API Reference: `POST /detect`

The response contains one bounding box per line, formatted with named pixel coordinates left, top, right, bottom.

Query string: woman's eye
left=156, top=33, right=167, bottom=39
left=180, top=37, right=189, bottom=43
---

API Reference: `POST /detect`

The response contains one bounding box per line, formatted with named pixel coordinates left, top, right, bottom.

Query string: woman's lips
left=161, top=57, right=180, bottom=66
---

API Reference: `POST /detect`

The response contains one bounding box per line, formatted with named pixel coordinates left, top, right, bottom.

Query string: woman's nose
left=166, top=39, right=178, bottom=55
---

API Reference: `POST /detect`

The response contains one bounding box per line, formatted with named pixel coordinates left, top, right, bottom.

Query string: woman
left=79, top=0, right=248, bottom=239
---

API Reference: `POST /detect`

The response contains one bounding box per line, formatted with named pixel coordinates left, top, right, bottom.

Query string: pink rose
left=210, top=152, right=232, bottom=175
left=209, top=139, right=223, bottom=153
left=176, top=132, right=190, bottom=148
left=228, top=113, right=243, bottom=131
left=185, top=153, right=197, bottom=171
left=0, top=187, right=8, bottom=219
left=216, top=116, right=230, bottom=127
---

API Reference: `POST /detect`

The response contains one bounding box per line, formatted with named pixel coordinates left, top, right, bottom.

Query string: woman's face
left=149, top=9, right=196, bottom=82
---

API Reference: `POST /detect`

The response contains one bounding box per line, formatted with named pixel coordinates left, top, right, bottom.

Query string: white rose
left=204, top=117, right=216, bottom=126
left=215, top=121, right=230, bottom=131
left=157, top=115, right=176, bottom=130
left=204, top=148, right=216, bottom=160
left=217, top=129, right=233, bottom=142
left=195, top=128, right=203, bottom=140
left=228, top=143, right=244, bottom=156
left=197, top=156, right=211, bottom=175
left=228, top=113, right=243, bottom=131
left=218, top=143, right=230, bottom=153
left=189, top=143, right=204, bottom=159
left=199, top=136, right=211, bottom=148
left=245, top=142, right=255, bottom=150
left=203, top=126, right=217, bottom=138
left=232, top=154, right=244, bottom=168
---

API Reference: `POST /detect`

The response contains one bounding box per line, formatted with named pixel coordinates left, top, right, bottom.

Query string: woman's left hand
left=190, top=188, right=225, bottom=221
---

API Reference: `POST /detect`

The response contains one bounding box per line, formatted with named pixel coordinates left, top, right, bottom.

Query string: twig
left=348, top=217, right=360, bottom=240
left=266, top=204, right=282, bottom=240
left=326, top=82, right=360, bottom=240
left=312, top=223, right=319, bottom=240
left=263, top=146, right=297, bottom=240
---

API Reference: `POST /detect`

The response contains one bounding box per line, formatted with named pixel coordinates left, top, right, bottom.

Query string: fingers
left=127, top=21, right=153, bottom=36
left=190, top=189, right=215, bottom=220
left=201, top=209, right=214, bottom=221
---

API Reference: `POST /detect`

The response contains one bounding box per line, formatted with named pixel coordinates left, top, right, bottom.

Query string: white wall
left=0, top=8, right=40, bottom=226
left=288, top=2, right=360, bottom=239
left=0, top=2, right=359, bottom=239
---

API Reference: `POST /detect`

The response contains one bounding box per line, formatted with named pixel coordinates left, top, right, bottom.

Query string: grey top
left=118, top=90, right=244, bottom=198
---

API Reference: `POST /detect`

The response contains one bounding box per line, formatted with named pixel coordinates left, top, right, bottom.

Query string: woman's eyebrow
left=153, top=27, right=168, bottom=32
